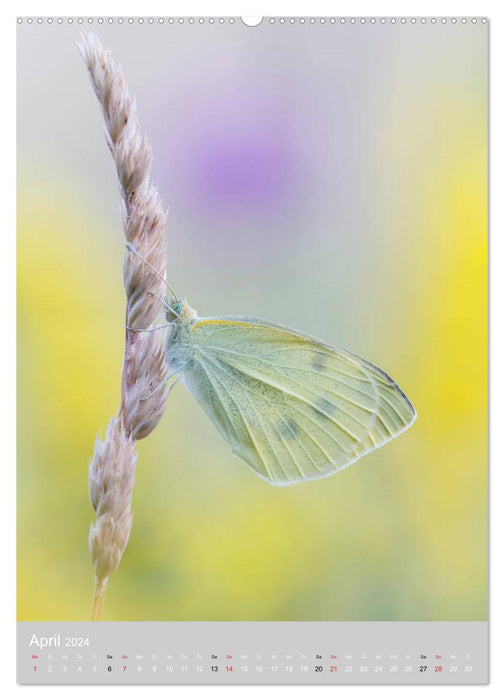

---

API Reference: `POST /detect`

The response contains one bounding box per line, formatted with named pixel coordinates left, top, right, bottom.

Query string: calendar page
left=17, top=15, right=488, bottom=685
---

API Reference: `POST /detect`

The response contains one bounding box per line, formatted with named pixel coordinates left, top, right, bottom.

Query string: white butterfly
left=164, top=297, right=416, bottom=486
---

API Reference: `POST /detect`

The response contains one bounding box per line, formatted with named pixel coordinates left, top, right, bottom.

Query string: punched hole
left=241, top=16, right=263, bottom=27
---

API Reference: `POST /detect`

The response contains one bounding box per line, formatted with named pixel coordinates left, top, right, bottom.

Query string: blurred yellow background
left=17, top=20, right=487, bottom=621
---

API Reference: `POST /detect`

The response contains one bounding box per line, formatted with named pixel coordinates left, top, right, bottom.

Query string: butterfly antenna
left=125, top=242, right=179, bottom=300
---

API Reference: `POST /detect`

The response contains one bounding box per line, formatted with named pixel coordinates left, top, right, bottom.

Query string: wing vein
left=197, top=352, right=276, bottom=482
left=202, top=344, right=378, bottom=414
left=199, top=349, right=335, bottom=472
left=200, top=352, right=294, bottom=483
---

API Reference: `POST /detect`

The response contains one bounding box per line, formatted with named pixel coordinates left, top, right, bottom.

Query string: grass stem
left=91, top=578, right=108, bottom=621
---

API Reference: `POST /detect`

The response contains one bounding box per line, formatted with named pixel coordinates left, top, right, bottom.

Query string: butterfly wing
left=181, top=316, right=416, bottom=486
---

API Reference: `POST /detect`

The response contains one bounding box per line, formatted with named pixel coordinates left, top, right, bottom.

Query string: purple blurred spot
left=191, top=123, right=294, bottom=213
left=148, top=70, right=332, bottom=259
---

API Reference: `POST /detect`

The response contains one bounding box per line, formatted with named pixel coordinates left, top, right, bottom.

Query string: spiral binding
left=16, top=17, right=488, bottom=26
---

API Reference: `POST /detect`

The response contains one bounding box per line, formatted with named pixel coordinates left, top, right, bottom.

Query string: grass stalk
left=79, top=32, right=169, bottom=621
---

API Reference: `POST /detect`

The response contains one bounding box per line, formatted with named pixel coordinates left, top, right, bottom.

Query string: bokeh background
left=17, top=18, right=487, bottom=621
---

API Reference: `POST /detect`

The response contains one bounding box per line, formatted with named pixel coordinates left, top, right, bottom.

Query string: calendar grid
left=18, top=621, right=488, bottom=684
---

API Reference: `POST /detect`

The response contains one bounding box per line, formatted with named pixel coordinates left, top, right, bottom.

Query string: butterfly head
left=165, top=297, right=198, bottom=323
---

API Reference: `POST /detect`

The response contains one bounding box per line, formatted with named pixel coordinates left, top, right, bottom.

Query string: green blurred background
left=17, top=19, right=487, bottom=621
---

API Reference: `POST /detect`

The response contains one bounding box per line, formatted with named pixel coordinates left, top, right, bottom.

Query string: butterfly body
left=165, top=299, right=416, bottom=486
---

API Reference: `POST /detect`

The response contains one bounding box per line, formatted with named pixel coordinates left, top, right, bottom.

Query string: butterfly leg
left=165, top=376, right=180, bottom=400
left=139, top=371, right=181, bottom=403
left=125, top=323, right=175, bottom=332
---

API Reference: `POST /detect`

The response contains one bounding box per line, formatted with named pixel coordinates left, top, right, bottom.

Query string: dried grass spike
left=80, top=32, right=170, bottom=620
